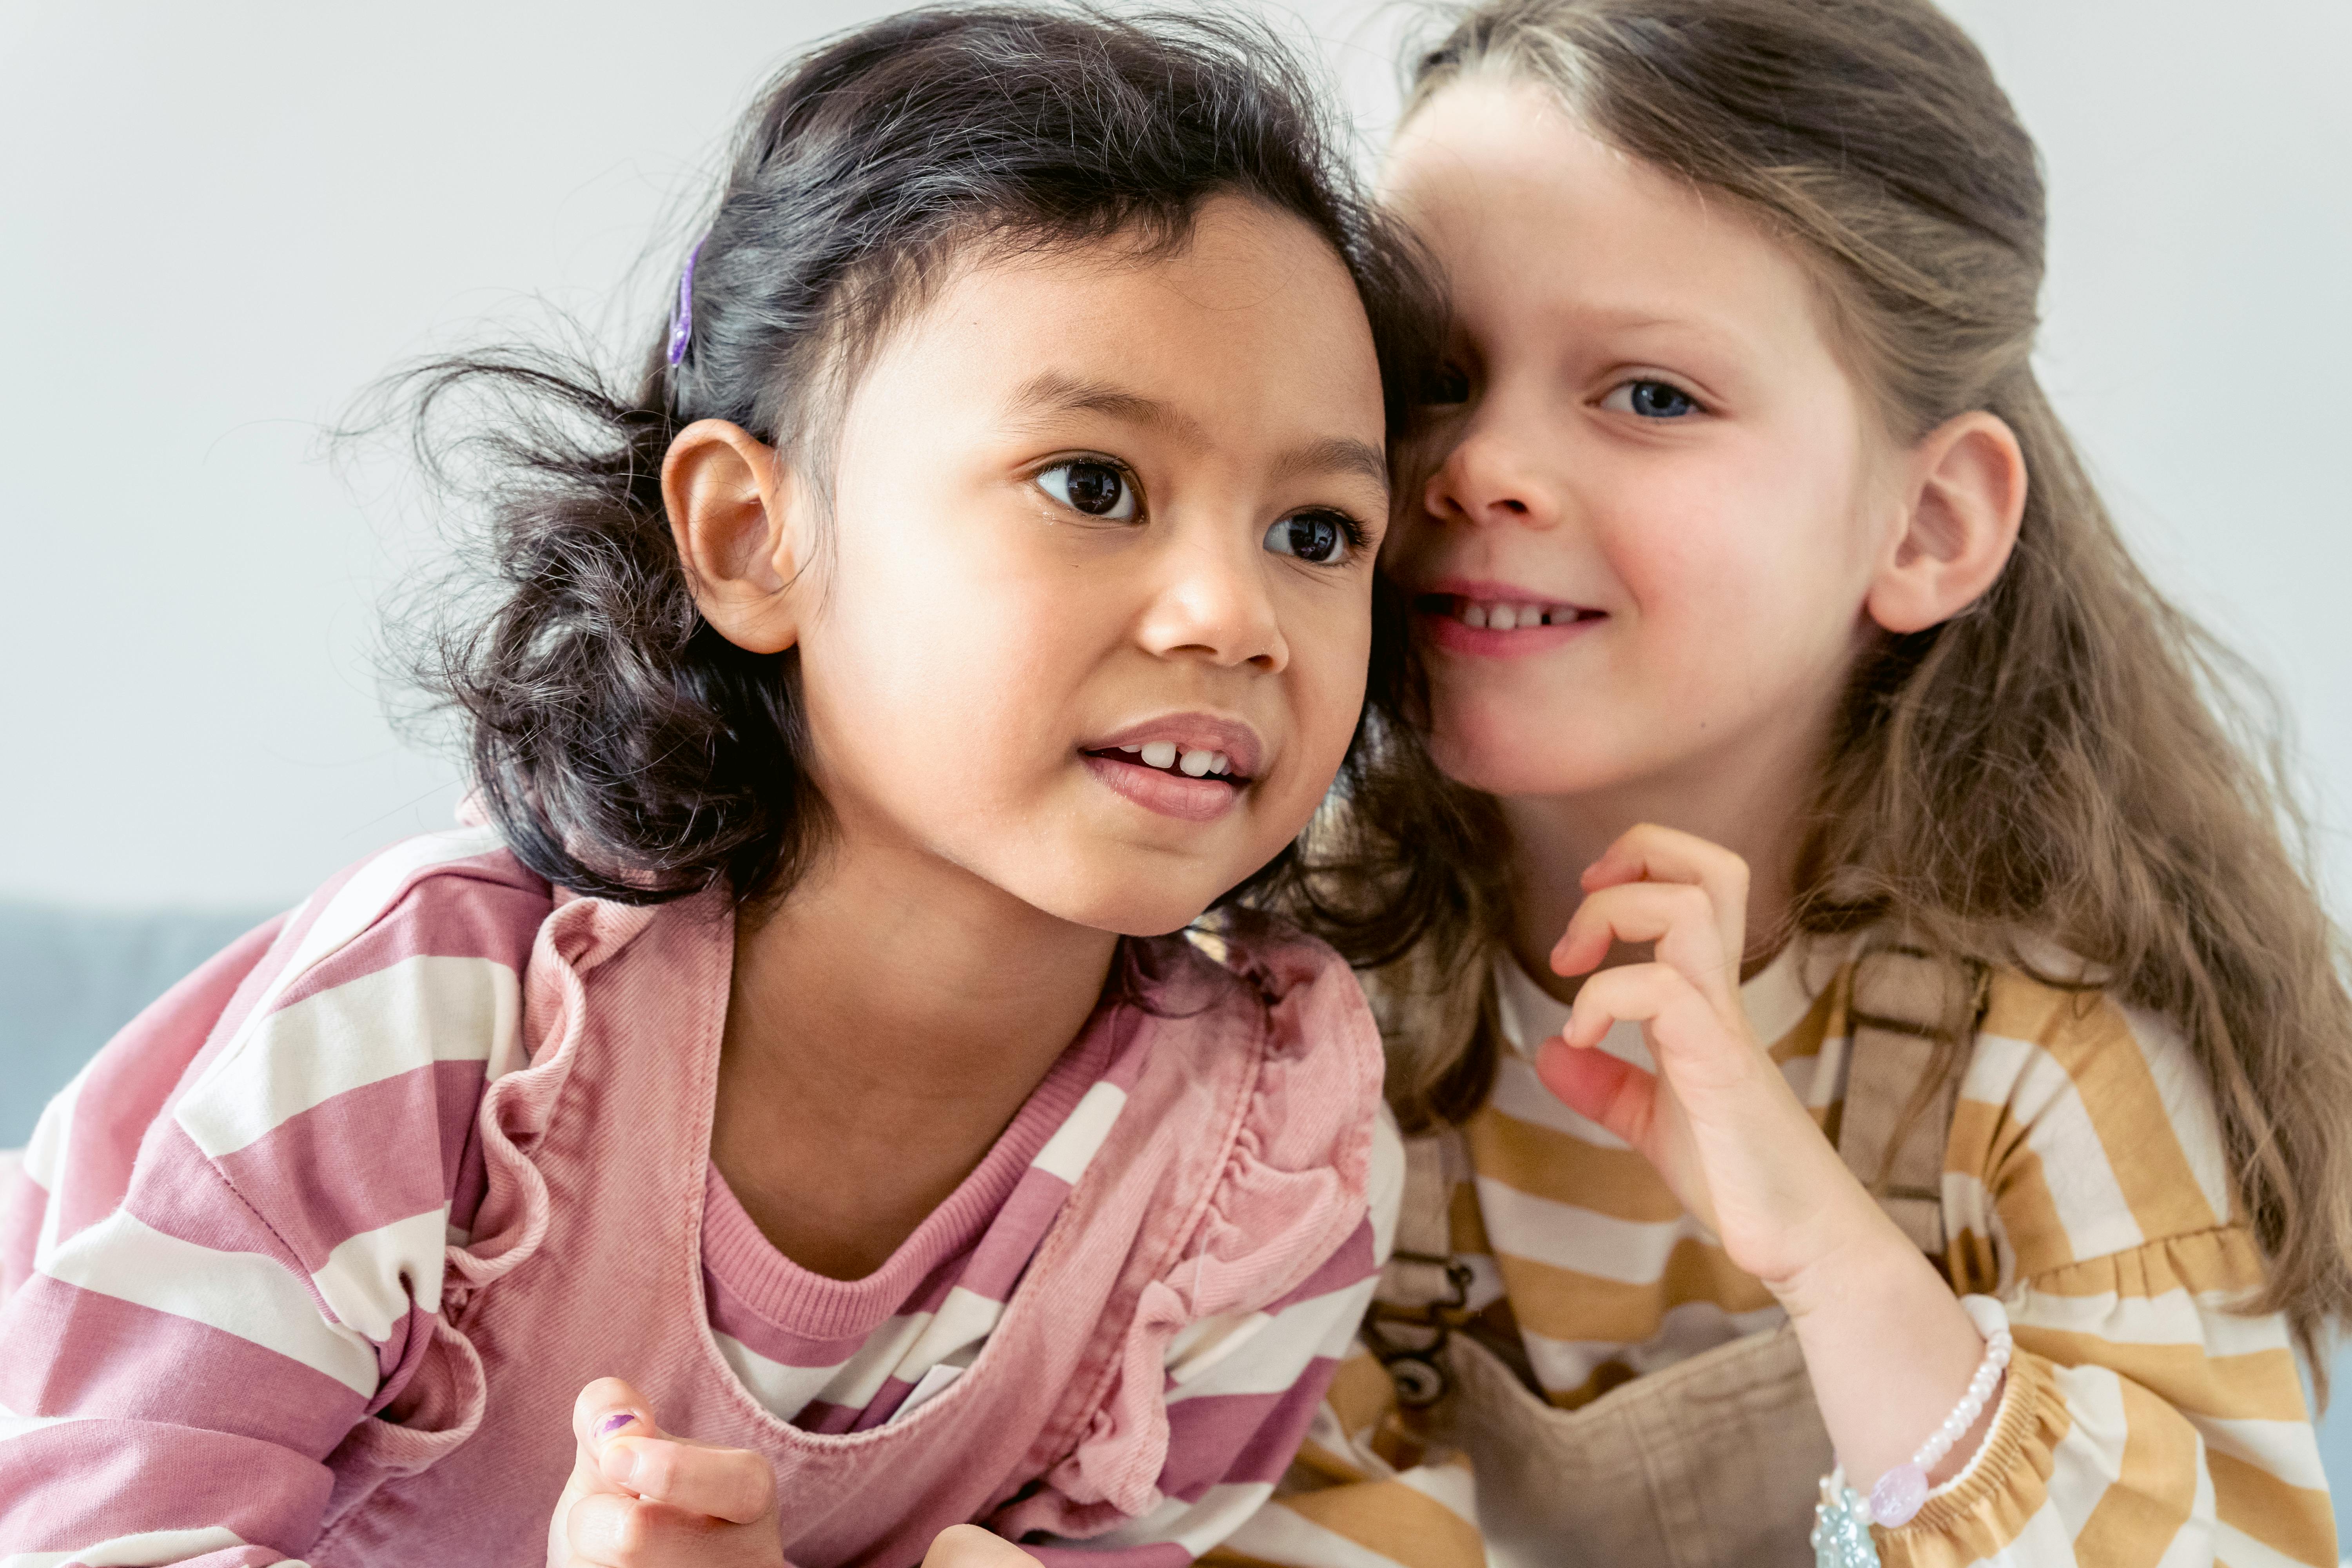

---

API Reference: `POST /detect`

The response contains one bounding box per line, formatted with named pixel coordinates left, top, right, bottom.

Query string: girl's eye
left=1036, top=459, right=1136, bottom=519
left=1423, top=361, right=1472, bottom=407
left=1263, top=510, right=1361, bottom=566
left=1603, top=378, right=1701, bottom=419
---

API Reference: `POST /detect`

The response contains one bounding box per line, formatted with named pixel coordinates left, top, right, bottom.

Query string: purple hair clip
left=666, top=237, right=707, bottom=367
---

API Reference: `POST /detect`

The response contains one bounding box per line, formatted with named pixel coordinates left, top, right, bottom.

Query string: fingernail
left=597, top=1410, right=638, bottom=1440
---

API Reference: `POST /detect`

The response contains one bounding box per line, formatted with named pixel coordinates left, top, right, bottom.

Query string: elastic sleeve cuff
left=1880, top=1345, right=2063, bottom=1555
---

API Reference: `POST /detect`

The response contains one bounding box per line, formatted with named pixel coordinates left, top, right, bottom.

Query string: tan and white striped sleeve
left=1886, top=976, right=2337, bottom=1567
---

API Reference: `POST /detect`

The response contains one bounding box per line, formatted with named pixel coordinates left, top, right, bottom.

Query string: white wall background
left=1, top=1, right=2346, bottom=915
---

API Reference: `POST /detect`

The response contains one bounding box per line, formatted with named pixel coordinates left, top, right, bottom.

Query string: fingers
left=923, top=1525, right=1045, bottom=1568
left=567, top=1379, right=773, bottom=1523
left=553, top=1379, right=780, bottom=1568
left=575, top=1377, right=663, bottom=1453
left=1573, top=824, right=1749, bottom=973
left=564, top=1491, right=746, bottom=1568
left=1552, top=881, right=1740, bottom=1013
left=601, top=1437, right=777, bottom=1525
left=1532, top=1036, right=1653, bottom=1147
left=1560, top=963, right=1767, bottom=1099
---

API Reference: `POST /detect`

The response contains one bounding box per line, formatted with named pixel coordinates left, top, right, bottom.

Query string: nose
left=1423, top=402, right=1558, bottom=531
left=1136, top=521, right=1288, bottom=673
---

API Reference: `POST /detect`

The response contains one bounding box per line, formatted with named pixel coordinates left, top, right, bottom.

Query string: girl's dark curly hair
left=386, top=5, right=1449, bottom=911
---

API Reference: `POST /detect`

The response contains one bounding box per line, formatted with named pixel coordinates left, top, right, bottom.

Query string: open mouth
left=1080, top=717, right=1263, bottom=822
left=1416, top=593, right=1602, bottom=630
left=1082, top=740, right=1252, bottom=788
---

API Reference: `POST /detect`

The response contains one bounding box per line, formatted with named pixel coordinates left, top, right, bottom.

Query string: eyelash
left=1034, top=456, right=1142, bottom=521
left=1601, top=377, right=1708, bottom=419
left=1273, top=509, right=1372, bottom=567
left=1031, top=457, right=1370, bottom=565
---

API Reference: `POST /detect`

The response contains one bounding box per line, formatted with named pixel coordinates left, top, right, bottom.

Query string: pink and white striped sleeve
left=0, top=829, right=548, bottom=1566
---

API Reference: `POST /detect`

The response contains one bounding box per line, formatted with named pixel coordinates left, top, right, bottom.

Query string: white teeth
left=1457, top=598, right=1571, bottom=629
left=1115, top=739, right=1240, bottom=778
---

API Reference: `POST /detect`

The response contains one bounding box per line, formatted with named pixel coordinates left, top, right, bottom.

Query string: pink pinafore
left=302, top=893, right=1379, bottom=1566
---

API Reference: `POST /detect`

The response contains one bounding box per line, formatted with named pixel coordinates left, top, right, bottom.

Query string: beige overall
left=1374, top=951, right=1974, bottom=1568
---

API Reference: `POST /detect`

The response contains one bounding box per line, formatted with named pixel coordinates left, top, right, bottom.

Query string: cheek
left=800, top=527, right=1089, bottom=795
left=1284, top=591, right=1374, bottom=775
left=1602, top=441, right=1871, bottom=662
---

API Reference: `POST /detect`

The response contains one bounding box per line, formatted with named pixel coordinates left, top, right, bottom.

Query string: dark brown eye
left=1264, top=511, right=1357, bottom=564
left=1423, top=361, right=1471, bottom=406
left=1038, top=459, right=1135, bottom=519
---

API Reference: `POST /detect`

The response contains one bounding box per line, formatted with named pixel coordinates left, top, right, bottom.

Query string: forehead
left=849, top=195, right=1387, bottom=448
left=1384, top=77, right=1833, bottom=365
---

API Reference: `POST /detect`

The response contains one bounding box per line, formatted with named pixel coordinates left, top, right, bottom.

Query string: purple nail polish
left=597, top=1411, right=637, bottom=1439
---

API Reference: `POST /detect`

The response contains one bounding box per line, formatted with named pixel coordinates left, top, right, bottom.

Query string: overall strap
left=1391, top=1134, right=1454, bottom=1269
left=1367, top=1133, right=1473, bottom=1407
left=1835, top=946, right=1985, bottom=1258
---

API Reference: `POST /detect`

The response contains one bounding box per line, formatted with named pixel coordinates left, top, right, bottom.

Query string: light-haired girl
left=1223, top=1, right=2352, bottom=1564
left=0, top=9, right=1448, bottom=1566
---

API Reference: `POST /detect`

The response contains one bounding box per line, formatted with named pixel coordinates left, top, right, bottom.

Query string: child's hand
left=921, top=1525, right=1043, bottom=1567
left=1532, top=824, right=1891, bottom=1303
left=549, top=1378, right=785, bottom=1568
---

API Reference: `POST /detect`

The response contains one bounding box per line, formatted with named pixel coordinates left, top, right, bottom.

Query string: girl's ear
left=663, top=419, right=812, bottom=654
left=1864, top=410, right=2027, bottom=636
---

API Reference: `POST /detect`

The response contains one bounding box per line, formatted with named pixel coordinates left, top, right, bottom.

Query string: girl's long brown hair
left=1281, top=0, right=2352, bottom=1376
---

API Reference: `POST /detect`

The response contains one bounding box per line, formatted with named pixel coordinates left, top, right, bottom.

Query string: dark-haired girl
left=1232, top=0, right=2350, bottom=1565
left=0, top=10, right=1445, bottom=1565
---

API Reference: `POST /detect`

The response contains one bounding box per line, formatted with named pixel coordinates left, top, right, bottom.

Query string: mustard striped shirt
left=1213, top=942, right=2338, bottom=1567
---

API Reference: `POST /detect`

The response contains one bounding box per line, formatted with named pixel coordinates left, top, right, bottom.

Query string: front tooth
left=1489, top=604, right=1519, bottom=631
left=1140, top=740, right=1178, bottom=769
left=1519, top=604, right=1542, bottom=626
left=1461, top=603, right=1489, bottom=629
left=1180, top=749, right=1214, bottom=777
left=1209, top=752, right=1230, bottom=775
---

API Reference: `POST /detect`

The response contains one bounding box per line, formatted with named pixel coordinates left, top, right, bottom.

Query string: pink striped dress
left=0, top=828, right=1400, bottom=1566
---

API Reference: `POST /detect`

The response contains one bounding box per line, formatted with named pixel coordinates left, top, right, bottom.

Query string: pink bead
left=1870, top=1462, right=1930, bottom=1527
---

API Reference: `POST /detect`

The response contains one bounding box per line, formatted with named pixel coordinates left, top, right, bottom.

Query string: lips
left=1410, top=578, right=1605, bottom=659
left=1083, top=714, right=1262, bottom=780
left=1081, top=713, right=1263, bottom=823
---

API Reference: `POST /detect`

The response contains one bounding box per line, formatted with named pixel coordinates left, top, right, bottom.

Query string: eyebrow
left=1270, top=434, right=1390, bottom=494
left=1006, top=371, right=1388, bottom=495
left=1007, top=372, right=1209, bottom=446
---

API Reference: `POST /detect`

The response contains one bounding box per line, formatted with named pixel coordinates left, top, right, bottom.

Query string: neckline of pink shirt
left=695, top=1002, right=1131, bottom=1344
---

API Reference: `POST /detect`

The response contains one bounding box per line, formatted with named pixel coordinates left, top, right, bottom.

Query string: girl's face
left=781, top=196, right=1389, bottom=935
left=1380, top=79, right=1894, bottom=806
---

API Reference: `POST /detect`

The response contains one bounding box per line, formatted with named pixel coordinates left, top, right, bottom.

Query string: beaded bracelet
left=1810, top=1295, right=2013, bottom=1568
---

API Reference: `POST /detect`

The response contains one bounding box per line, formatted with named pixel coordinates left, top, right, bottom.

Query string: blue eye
left=1603, top=379, right=1700, bottom=419
left=1037, top=459, right=1136, bottom=519
left=1264, top=511, right=1359, bottom=565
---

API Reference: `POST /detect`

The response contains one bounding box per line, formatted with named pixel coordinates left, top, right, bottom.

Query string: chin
left=1036, top=879, right=1224, bottom=940
left=1429, top=717, right=1643, bottom=800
